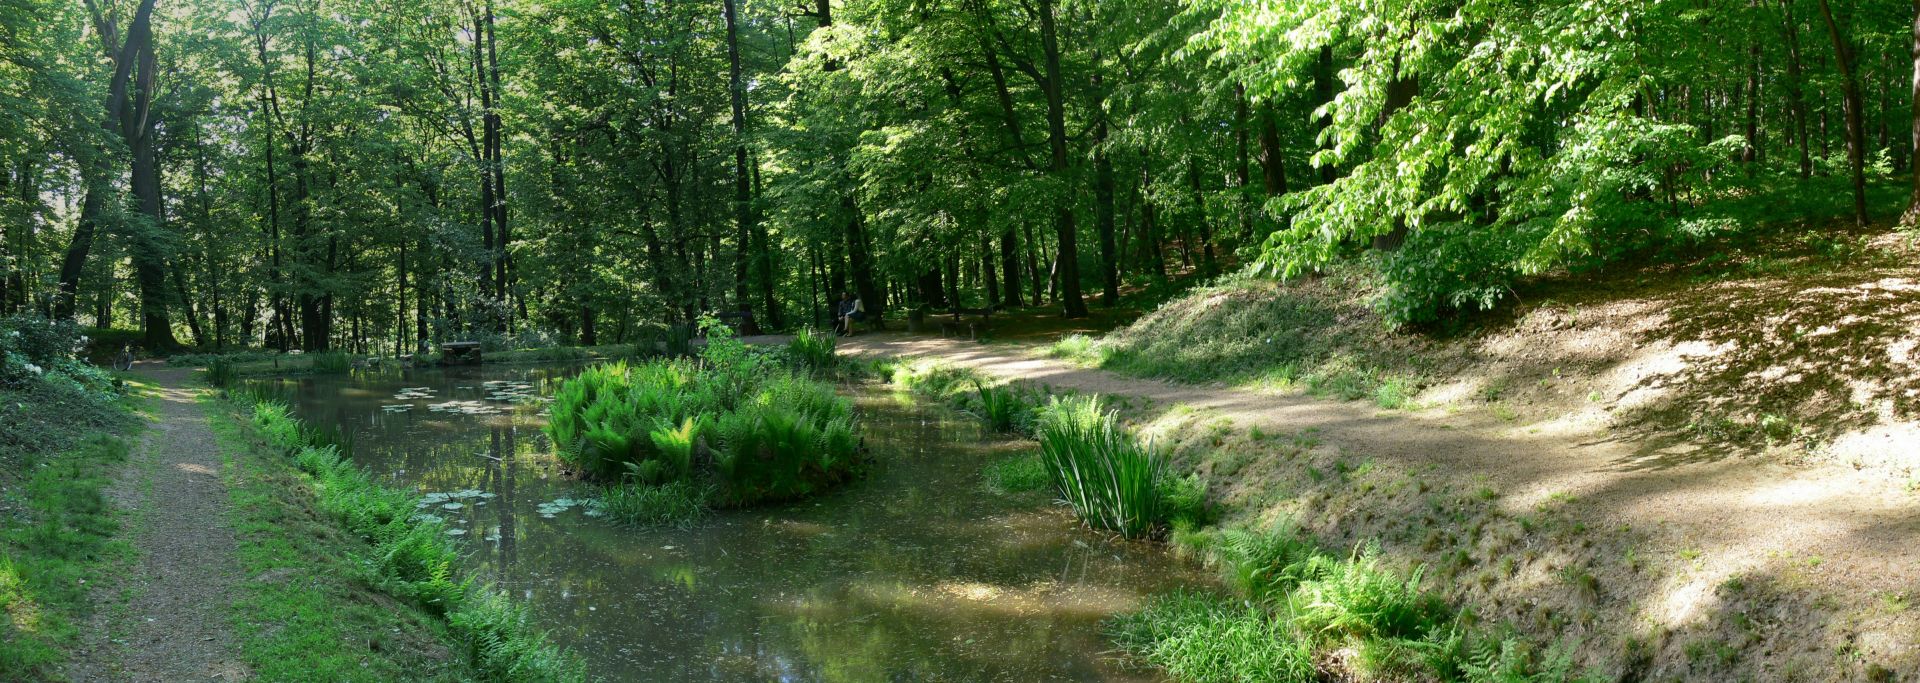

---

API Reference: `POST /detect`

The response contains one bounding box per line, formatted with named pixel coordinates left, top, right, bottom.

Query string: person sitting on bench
left=838, top=292, right=866, bottom=337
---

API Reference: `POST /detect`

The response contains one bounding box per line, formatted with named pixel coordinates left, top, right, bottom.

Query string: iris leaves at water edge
left=1034, top=395, right=1166, bottom=538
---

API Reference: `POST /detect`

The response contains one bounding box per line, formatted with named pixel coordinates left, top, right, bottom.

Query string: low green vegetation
left=0, top=315, right=140, bottom=679
left=546, top=322, right=863, bottom=522
left=881, top=360, right=1206, bottom=538
left=1042, top=272, right=1427, bottom=411
left=228, top=394, right=585, bottom=682
left=1117, top=523, right=1584, bottom=682
left=0, top=436, right=134, bottom=680
left=981, top=453, right=1049, bottom=494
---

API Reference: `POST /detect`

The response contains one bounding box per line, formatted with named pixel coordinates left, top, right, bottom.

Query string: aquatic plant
left=982, top=452, right=1050, bottom=494
left=600, top=479, right=712, bottom=528
left=710, top=400, right=858, bottom=505
left=308, top=351, right=352, bottom=375
left=1034, top=395, right=1165, bottom=538
left=972, top=383, right=1029, bottom=433
left=546, top=354, right=862, bottom=507
left=203, top=355, right=239, bottom=388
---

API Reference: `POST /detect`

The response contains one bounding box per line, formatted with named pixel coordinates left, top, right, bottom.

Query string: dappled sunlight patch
left=0, top=559, right=45, bottom=635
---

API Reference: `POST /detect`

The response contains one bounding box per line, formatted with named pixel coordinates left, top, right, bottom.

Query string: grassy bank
left=880, top=358, right=1588, bottom=681
left=0, top=315, right=145, bottom=679
left=1043, top=269, right=1431, bottom=411
left=209, top=392, right=585, bottom=682
left=0, top=435, right=136, bottom=679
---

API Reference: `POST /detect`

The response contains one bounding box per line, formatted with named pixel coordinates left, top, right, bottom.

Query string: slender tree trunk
left=726, top=0, right=753, bottom=314
left=1784, top=0, right=1815, bottom=178
left=1038, top=0, right=1086, bottom=318
left=1903, top=2, right=1920, bottom=225
left=1745, top=39, right=1761, bottom=170
left=1818, top=0, right=1870, bottom=227
left=999, top=229, right=1022, bottom=307
left=1093, top=60, right=1119, bottom=307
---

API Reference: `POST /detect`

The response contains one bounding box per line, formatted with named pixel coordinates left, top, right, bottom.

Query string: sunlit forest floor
left=844, top=221, right=1920, bottom=680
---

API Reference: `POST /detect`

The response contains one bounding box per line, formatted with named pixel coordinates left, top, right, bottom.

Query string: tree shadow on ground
left=1604, top=252, right=1920, bottom=470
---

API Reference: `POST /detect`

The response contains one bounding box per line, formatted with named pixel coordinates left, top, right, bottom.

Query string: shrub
left=1034, top=395, right=1165, bottom=538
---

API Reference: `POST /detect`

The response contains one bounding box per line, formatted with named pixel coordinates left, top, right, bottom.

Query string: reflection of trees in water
left=490, top=425, right=518, bottom=568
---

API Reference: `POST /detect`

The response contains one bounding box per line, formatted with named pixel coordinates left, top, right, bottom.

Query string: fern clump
left=545, top=324, right=865, bottom=511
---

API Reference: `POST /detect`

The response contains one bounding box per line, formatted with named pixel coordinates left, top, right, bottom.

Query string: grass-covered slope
left=1051, top=223, right=1920, bottom=468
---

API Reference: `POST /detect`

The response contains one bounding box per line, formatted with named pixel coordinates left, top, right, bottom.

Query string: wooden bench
left=714, top=310, right=761, bottom=336
left=938, top=307, right=995, bottom=340
left=440, top=341, right=483, bottom=365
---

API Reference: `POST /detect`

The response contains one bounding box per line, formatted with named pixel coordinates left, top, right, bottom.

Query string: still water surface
left=253, top=363, right=1201, bottom=681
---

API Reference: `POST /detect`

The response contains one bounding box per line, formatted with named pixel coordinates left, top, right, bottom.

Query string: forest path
left=66, top=364, right=249, bottom=682
left=842, top=334, right=1920, bottom=633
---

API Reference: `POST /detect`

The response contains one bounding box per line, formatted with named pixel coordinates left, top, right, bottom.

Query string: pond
left=250, top=363, right=1203, bottom=681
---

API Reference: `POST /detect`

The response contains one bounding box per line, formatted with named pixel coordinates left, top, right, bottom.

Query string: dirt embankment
left=842, top=246, right=1920, bottom=682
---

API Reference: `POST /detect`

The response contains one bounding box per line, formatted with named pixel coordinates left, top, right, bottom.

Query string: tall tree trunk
left=484, top=0, right=510, bottom=314
left=1904, top=2, right=1920, bottom=225
left=1093, top=61, right=1119, bottom=307
left=725, top=0, right=753, bottom=314
left=1818, top=0, right=1870, bottom=227
left=1745, top=38, right=1761, bottom=169
left=1037, top=0, right=1087, bottom=318
left=1784, top=0, right=1814, bottom=178
left=999, top=229, right=1022, bottom=308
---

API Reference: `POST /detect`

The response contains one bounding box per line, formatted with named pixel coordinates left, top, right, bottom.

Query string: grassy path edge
left=202, top=389, right=589, bottom=682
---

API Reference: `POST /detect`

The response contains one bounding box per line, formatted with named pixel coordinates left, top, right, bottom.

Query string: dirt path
left=843, top=334, right=1920, bottom=663
left=67, top=364, right=249, bottom=682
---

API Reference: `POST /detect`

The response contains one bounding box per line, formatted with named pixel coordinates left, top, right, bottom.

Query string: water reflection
left=253, top=364, right=1198, bottom=682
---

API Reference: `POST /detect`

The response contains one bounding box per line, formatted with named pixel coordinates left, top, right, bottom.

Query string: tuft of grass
left=785, top=327, right=838, bottom=373
left=982, top=452, right=1051, bottom=494
left=1043, top=333, right=1110, bottom=366
left=1108, top=591, right=1316, bottom=683
left=203, top=355, right=240, bottom=388
left=308, top=351, right=353, bottom=375
left=971, top=383, right=1031, bottom=433
left=600, top=480, right=712, bottom=528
